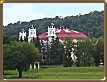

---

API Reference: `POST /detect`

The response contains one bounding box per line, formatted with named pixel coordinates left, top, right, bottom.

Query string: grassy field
left=4, top=65, right=104, bottom=80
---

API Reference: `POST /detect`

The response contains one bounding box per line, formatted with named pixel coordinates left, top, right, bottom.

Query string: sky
left=3, top=3, right=104, bottom=26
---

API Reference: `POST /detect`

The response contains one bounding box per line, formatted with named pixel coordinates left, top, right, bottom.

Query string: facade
left=19, top=29, right=26, bottom=41
left=19, top=25, right=37, bottom=42
left=19, top=23, right=88, bottom=43
left=28, top=25, right=37, bottom=42
left=38, top=23, right=88, bottom=63
left=48, top=23, right=56, bottom=42
left=39, top=23, right=88, bottom=43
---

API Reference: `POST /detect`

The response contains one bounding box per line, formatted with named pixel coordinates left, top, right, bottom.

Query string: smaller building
left=28, top=25, right=37, bottom=42
left=19, top=25, right=37, bottom=42
left=19, top=29, right=26, bottom=41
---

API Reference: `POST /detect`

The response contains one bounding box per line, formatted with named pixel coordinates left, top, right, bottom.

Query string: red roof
left=57, top=29, right=67, bottom=40
left=69, top=31, right=88, bottom=40
left=39, top=32, right=48, bottom=40
left=39, top=26, right=88, bottom=41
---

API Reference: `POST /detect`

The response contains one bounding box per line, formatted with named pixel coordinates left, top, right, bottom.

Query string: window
left=49, top=31, right=52, bottom=35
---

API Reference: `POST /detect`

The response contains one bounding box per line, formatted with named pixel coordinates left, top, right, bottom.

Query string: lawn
left=4, top=65, right=104, bottom=80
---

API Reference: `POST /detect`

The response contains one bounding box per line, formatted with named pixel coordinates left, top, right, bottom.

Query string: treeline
left=3, top=36, right=104, bottom=68
left=31, top=36, right=104, bottom=67
left=3, top=10, right=104, bottom=38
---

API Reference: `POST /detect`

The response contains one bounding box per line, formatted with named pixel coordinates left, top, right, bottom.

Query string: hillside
left=3, top=10, right=104, bottom=38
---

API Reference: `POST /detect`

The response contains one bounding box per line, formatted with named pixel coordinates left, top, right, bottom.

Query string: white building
left=19, top=29, right=26, bottom=41
left=48, top=23, right=56, bottom=42
left=28, top=25, right=37, bottom=42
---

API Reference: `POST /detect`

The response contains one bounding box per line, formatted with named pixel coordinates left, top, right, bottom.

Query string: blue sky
left=3, top=3, right=104, bottom=26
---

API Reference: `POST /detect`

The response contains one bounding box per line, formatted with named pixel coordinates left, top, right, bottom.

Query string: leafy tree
left=49, top=37, right=63, bottom=64
left=63, top=38, right=73, bottom=67
left=75, top=39, right=95, bottom=67
left=92, top=37, right=104, bottom=66
left=75, top=38, right=104, bottom=67
left=3, top=41, right=42, bottom=78
left=3, top=35, right=18, bottom=44
left=35, top=36, right=41, bottom=52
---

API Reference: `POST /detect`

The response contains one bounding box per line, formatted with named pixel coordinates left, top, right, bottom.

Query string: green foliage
left=4, top=11, right=104, bottom=38
left=92, top=37, right=104, bottom=66
left=76, top=39, right=95, bottom=67
left=3, top=41, right=42, bottom=77
left=40, top=37, right=64, bottom=65
left=39, top=36, right=104, bottom=67
left=35, top=36, right=41, bottom=52
left=75, top=38, right=104, bottom=67
left=3, top=35, right=18, bottom=44
left=49, top=37, right=64, bottom=64
left=63, top=38, right=73, bottom=67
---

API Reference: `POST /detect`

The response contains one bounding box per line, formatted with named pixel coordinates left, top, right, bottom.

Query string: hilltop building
left=19, top=29, right=26, bottom=41
left=28, top=25, right=37, bottom=42
left=19, top=23, right=88, bottom=43
left=19, top=25, right=37, bottom=42
left=18, top=23, right=88, bottom=69
left=39, top=23, right=88, bottom=43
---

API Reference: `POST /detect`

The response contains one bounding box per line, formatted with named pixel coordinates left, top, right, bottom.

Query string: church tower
left=48, top=23, right=56, bottom=42
left=19, top=29, right=26, bottom=41
left=28, top=25, right=37, bottom=42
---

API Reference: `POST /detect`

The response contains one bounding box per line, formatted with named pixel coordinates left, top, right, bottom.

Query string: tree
left=49, top=37, right=63, bottom=64
left=75, top=39, right=95, bottom=67
left=63, top=38, right=73, bottom=67
left=3, top=35, right=18, bottom=44
left=3, top=41, right=42, bottom=78
left=92, top=37, right=104, bottom=66
left=35, top=36, right=41, bottom=52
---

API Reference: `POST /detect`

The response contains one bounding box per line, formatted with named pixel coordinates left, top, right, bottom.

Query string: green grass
left=4, top=65, right=104, bottom=79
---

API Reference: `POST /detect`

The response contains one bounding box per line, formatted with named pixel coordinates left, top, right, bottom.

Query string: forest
left=3, top=10, right=104, bottom=38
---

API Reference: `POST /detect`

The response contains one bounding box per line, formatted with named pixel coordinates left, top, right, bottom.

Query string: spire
left=51, top=23, right=54, bottom=26
left=50, top=23, right=54, bottom=28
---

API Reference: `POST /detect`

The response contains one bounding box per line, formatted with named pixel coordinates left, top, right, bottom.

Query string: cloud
left=3, top=3, right=104, bottom=26
left=3, top=3, right=47, bottom=26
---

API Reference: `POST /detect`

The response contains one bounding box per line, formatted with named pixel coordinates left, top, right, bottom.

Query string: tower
left=28, top=25, right=37, bottom=42
left=48, top=23, right=56, bottom=42
left=19, top=29, right=26, bottom=41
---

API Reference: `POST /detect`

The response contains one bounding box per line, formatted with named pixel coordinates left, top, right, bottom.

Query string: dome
left=39, top=26, right=88, bottom=41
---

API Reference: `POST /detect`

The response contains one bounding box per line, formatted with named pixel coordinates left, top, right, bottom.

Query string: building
left=39, top=23, right=88, bottom=43
left=19, top=23, right=88, bottom=68
left=38, top=23, right=88, bottom=63
left=28, top=25, right=37, bottom=42
left=19, top=23, right=88, bottom=43
left=19, top=25, right=37, bottom=42
left=19, top=29, right=26, bottom=41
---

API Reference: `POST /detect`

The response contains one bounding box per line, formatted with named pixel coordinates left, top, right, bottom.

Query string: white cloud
left=3, top=3, right=104, bottom=26
left=3, top=3, right=47, bottom=26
